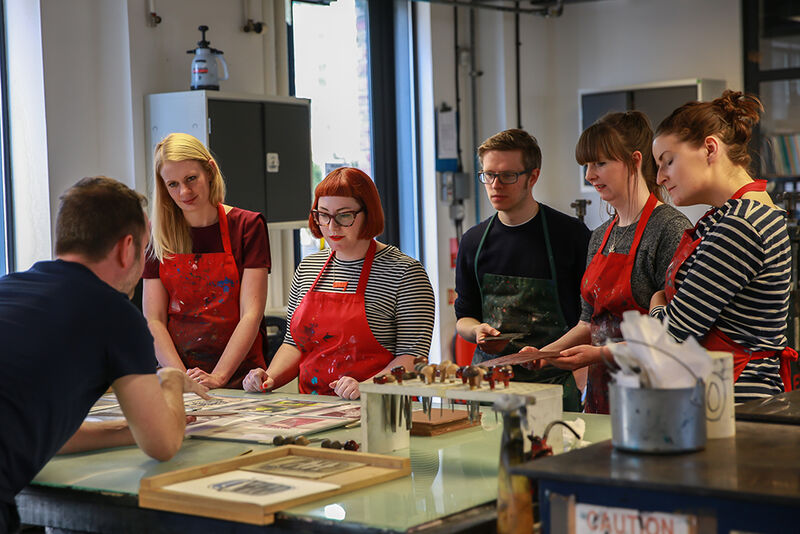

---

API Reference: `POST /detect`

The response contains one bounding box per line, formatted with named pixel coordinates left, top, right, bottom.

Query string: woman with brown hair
left=650, top=90, right=797, bottom=403
left=243, top=167, right=435, bottom=399
left=524, top=111, right=691, bottom=413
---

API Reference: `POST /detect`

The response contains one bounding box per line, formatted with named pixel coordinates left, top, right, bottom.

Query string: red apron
left=664, top=180, right=797, bottom=391
left=580, top=193, right=658, bottom=414
left=292, top=240, right=394, bottom=395
left=160, top=203, right=265, bottom=388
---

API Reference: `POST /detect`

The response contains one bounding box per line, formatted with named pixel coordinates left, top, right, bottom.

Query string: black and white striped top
left=284, top=245, right=435, bottom=360
left=651, top=199, right=791, bottom=403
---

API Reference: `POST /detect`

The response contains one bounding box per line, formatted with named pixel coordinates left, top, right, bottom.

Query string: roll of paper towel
left=705, top=351, right=735, bottom=438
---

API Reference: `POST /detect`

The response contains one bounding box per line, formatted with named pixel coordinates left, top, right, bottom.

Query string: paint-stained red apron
left=664, top=180, right=797, bottom=391
left=581, top=193, right=658, bottom=413
left=160, top=203, right=265, bottom=388
left=292, top=240, right=394, bottom=395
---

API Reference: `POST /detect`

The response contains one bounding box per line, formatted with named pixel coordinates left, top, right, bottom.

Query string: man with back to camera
left=455, top=129, right=591, bottom=411
left=0, top=176, right=209, bottom=534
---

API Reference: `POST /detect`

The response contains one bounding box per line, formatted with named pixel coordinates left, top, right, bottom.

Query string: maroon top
left=143, top=206, right=271, bottom=280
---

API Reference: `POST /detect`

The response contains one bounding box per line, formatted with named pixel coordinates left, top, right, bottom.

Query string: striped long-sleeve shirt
left=651, top=199, right=791, bottom=402
left=284, top=245, right=436, bottom=360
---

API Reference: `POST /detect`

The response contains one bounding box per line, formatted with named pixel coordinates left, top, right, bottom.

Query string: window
left=290, top=0, right=416, bottom=257
left=0, top=2, right=12, bottom=274
left=292, top=0, right=373, bottom=186
left=291, top=0, right=374, bottom=258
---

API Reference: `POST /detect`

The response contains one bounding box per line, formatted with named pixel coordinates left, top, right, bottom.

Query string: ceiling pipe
left=410, top=0, right=564, bottom=17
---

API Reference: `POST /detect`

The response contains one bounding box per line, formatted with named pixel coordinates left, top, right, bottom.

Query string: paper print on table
left=89, top=394, right=252, bottom=417
left=188, top=415, right=350, bottom=441
left=261, top=416, right=346, bottom=430
left=162, top=470, right=339, bottom=506
left=183, top=395, right=255, bottom=413
left=89, top=394, right=120, bottom=413
left=302, top=404, right=361, bottom=420
left=237, top=398, right=346, bottom=415
left=242, top=456, right=365, bottom=479
left=184, top=414, right=265, bottom=436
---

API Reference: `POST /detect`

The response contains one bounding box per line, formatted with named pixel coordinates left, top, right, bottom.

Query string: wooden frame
left=139, top=446, right=410, bottom=525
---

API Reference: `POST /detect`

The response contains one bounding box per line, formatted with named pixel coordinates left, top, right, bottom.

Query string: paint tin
left=705, top=351, right=735, bottom=439
left=609, top=380, right=707, bottom=453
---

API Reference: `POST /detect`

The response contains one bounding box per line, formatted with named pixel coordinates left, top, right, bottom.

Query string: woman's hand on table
left=186, top=367, right=227, bottom=389
left=330, top=376, right=360, bottom=400
left=546, top=345, right=609, bottom=371
left=243, top=368, right=274, bottom=392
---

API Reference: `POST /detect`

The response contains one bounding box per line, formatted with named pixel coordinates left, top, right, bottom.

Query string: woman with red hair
left=243, top=167, right=435, bottom=399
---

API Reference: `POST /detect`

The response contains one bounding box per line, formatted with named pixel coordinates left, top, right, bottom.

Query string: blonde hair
left=150, top=133, right=226, bottom=261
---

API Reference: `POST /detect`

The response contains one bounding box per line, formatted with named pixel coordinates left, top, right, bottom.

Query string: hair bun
left=713, top=90, right=762, bottom=145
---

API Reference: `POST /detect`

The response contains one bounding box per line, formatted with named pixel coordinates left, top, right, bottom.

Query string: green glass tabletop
left=31, top=389, right=611, bottom=531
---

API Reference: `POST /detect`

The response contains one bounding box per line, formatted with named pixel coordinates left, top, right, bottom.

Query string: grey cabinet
left=579, top=79, right=726, bottom=132
left=145, top=91, right=312, bottom=223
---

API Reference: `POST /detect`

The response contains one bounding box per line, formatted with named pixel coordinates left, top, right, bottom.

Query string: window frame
left=288, top=0, right=405, bottom=249
left=0, top=0, right=14, bottom=274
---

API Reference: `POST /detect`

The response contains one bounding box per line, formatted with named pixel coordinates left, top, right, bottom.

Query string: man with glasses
left=454, top=129, right=590, bottom=411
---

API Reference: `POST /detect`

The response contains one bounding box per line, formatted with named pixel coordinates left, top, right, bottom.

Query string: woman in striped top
left=242, top=167, right=435, bottom=399
left=650, top=90, right=797, bottom=403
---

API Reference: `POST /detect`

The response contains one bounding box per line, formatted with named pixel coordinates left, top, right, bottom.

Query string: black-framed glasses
left=477, top=169, right=532, bottom=184
left=311, top=209, right=362, bottom=227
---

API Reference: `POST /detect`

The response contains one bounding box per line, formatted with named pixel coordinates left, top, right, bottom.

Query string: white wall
left=6, top=0, right=51, bottom=268
left=424, top=0, right=743, bottom=356
left=126, top=0, right=282, bottom=195
left=6, top=0, right=283, bottom=270
left=40, top=1, right=135, bottom=246
left=539, top=0, right=742, bottom=230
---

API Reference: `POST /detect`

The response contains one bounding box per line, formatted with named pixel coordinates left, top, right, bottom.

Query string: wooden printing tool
left=477, top=332, right=525, bottom=355
left=477, top=350, right=561, bottom=368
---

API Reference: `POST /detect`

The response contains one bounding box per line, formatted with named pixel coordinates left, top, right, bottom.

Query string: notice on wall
left=266, top=152, right=280, bottom=173
left=575, top=503, right=696, bottom=534
left=436, top=108, right=458, bottom=161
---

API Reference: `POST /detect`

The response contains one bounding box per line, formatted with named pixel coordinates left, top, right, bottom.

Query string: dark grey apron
left=472, top=208, right=581, bottom=411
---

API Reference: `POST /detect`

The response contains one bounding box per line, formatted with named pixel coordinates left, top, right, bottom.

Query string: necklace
left=608, top=205, right=646, bottom=253
left=608, top=221, right=634, bottom=253
left=331, top=256, right=349, bottom=291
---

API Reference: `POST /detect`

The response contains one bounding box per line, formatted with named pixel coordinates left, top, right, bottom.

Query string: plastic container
left=705, top=351, right=735, bottom=439
left=609, top=380, right=707, bottom=453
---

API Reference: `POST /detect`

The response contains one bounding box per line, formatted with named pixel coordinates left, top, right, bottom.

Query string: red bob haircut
left=308, top=167, right=385, bottom=239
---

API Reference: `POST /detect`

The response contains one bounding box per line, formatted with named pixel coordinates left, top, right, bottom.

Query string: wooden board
left=410, top=409, right=480, bottom=436
left=477, top=350, right=560, bottom=367
left=359, top=380, right=562, bottom=403
left=139, top=445, right=410, bottom=525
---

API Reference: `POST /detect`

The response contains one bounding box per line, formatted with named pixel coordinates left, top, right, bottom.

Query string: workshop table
left=513, top=420, right=800, bottom=534
left=17, top=390, right=610, bottom=533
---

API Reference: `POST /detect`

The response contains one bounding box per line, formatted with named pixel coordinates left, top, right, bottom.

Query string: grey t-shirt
left=580, top=204, right=693, bottom=322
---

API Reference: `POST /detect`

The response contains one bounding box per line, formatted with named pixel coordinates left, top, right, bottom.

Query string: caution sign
left=575, top=503, right=696, bottom=534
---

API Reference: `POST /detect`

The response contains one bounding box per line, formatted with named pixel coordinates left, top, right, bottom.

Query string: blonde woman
left=143, top=133, right=270, bottom=388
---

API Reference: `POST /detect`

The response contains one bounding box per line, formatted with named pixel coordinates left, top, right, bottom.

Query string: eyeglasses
left=477, top=169, right=532, bottom=184
left=311, top=209, right=362, bottom=227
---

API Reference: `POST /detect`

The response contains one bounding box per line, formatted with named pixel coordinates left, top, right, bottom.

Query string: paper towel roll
left=705, top=351, right=735, bottom=438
